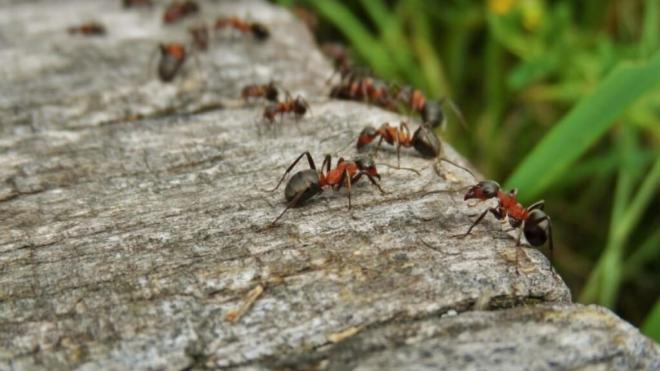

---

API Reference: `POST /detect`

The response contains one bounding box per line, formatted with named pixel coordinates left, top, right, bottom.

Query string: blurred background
left=276, top=0, right=660, bottom=340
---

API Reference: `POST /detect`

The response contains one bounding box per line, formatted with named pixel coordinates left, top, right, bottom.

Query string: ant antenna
left=376, top=162, right=421, bottom=176
left=440, top=97, right=468, bottom=131
left=434, top=157, right=476, bottom=180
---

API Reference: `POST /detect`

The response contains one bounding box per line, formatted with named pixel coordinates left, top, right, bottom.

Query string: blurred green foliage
left=279, top=0, right=660, bottom=340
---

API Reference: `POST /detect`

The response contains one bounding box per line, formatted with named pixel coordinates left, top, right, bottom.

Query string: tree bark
left=0, top=1, right=657, bottom=370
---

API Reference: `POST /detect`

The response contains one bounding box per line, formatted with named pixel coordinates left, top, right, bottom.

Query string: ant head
left=265, top=82, right=279, bottom=101
left=524, top=209, right=551, bottom=247
left=355, top=155, right=380, bottom=180
left=412, top=125, right=441, bottom=158
left=357, top=125, right=377, bottom=149
left=251, top=23, right=270, bottom=40
left=464, top=180, right=500, bottom=201
left=293, top=97, right=309, bottom=114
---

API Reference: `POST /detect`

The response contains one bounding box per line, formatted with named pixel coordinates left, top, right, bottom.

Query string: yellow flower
left=489, top=0, right=515, bottom=15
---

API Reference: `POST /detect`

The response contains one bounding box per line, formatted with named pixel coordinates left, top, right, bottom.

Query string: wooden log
left=0, top=1, right=657, bottom=370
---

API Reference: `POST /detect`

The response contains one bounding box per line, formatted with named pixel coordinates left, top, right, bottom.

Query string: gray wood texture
left=1, top=1, right=658, bottom=370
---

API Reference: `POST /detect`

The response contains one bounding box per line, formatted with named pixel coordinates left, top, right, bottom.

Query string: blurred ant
left=330, top=75, right=397, bottom=111
left=123, top=0, right=152, bottom=8
left=263, top=95, right=310, bottom=123
left=358, top=121, right=474, bottom=177
left=459, top=180, right=554, bottom=265
left=357, top=122, right=441, bottom=166
left=395, top=87, right=466, bottom=129
left=189, top=24, right=209, bottom=51
left=163, top=1, right=199, bottom=24
left=68, top=21, right=106, bottom=36
left=268, top=151, right=385, bottom=225
left=242, top=81, right=279, bottom=102
left=157, top=42, right=187, bottom=82
left=322, top=43, right=353, bottom=81
left=214, top=17, right=270, bottom=41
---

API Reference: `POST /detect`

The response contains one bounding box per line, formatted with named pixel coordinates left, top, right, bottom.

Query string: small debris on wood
left=326, top=326, right=361, bottom=343
left=225, top=285, right=265, bottom=323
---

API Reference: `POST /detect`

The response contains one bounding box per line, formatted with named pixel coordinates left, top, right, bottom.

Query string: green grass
left=282, top=0, right=660, bottom=337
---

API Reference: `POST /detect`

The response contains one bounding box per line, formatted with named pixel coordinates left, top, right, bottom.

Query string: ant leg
left=267, top=151, right=316, bottom=192
left=365, top=174, right=387, bottom=194
left=271, top=190, right=306, bottom=226
left=345, top=168, right=352, bottom=209
left=455, top=207, right=499, bottom=238
left=371, top=136, right=384, bottom=158
left=321, top=154, right=332, bottom=175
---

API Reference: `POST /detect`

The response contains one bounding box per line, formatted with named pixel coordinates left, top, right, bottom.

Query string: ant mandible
left=357, top=122, right=441, bottom=166
left=263, top=95, right=310, bottom=123
left=157, top=42, right=187, bottom=82
left=241, top=81, right=279, bottom=102
left=67, top=21, right=106, bottom=36
left=268, top=151, right=386, bottom=225
left=163, top=1, right=199, bottom=24
left=214, top=17, right=270, bottom=41
left=458, top=180, right=554, bottom=263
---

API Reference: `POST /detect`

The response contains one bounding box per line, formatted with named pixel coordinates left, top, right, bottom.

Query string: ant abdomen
left=412, top=125, right=441, bottom=158
left=284, top=169, right=321, bottom=205
left=524, top=209, right=550, bottom=246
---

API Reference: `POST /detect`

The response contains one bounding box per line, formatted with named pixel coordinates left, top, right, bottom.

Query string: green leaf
left=640, top=0, right=659, bottom=58
left=642, top=299, right=660, bottom=342
left=505, top=51, right=660, bottom=201
left=307, top=0, right=396, bottom=77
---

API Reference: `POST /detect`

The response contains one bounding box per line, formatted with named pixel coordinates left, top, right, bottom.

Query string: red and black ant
left=123, top=0, right=152, bottom=8
left=330, top=72, right=403, bottom=114
left=241, top=81, right=279, bottom=102
left=458, top=180, right=554, bottom=262
left=188, top=24, right=209, bottom=51
left=214, top=17, right=270, bottom=41
left=394, top=87, right=465, bottom=129
left=268, top=151, right=386, bottom=225
left=67, top=21, right=106, bottom=36
left=357, top=121, right=473, bottom=177
left=163, top=1, right=199, bottom=24
left=263, top=95, right=310, bottom=123
left=157, top=42, right=187, bottom=82
left=357, top=122, right=441, bottom=165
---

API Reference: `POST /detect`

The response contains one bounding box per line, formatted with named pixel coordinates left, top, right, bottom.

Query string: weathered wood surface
left=0, top=1, right=657, bottom=370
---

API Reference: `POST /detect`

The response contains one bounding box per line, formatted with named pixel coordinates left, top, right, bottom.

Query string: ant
left=357, top=122, right=441, bottom=166
left=263, top=95, right=310, bottom=123
left=189, top=24, right=209, bottom=51
left=241, top=81, right=279, bottom=102
left=157, top=42, right=187, bottom=82
left=458, top=180, right=554, bottom=265
left=67, top=21, right=106, bottom=36
left=214, top=17, right=270, bottom=41
left=163, top=1, right=199, bottom=24
left=123, top=0, right=152, bottom=8
left=329, top=72, right=401, bottom=113
left=268, top=151, right=386, bottom=225
left=395, top=87, right=467, bottom=129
